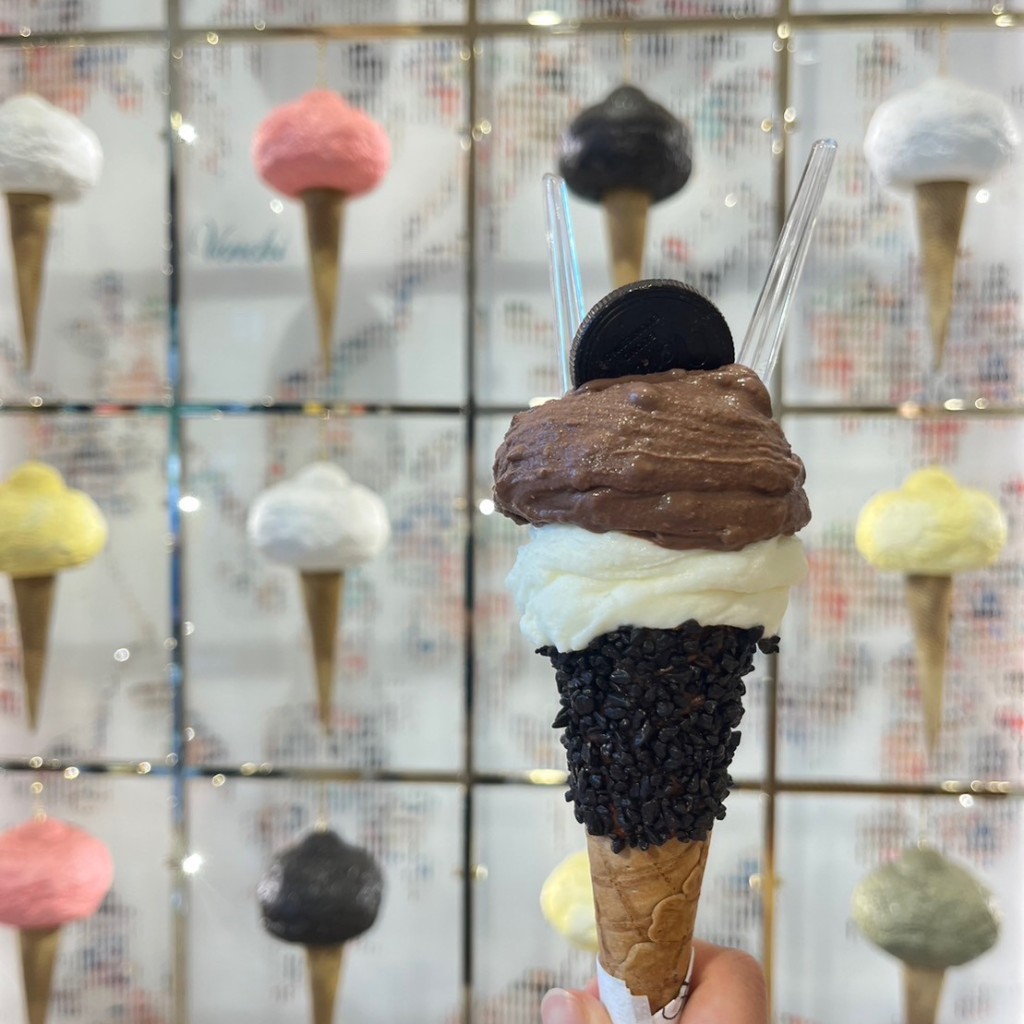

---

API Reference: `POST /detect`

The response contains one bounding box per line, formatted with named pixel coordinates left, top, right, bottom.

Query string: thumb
left=541, top=988, right=611, bottom=1024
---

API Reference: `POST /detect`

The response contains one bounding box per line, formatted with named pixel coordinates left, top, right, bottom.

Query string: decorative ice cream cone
left=305, top=943, right=344, bottom=1024
left=20, top=926, right=60, bottom=1024
left=913, top=181, right=968, bottom=370
left=301, top=188, right=347, bottom=374
left=299, top=570, right=344, bottom=728
left=903, top=964, right=946, bottom=1024
left=12, top=575, right=55, bottom=731
left=602, top=188, right=651, bottom=289
left=904, top=573, right=953, bottom=756
left=587, top=834, right=707, bottom=1012
left=6, top=193, right=53, bottom=369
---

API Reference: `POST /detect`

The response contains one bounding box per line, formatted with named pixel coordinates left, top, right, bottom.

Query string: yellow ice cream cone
left=586, top=832, right=707, bottom=1012
left=305, top=943, right=344, bottom=1024
left=913, top=181, right=968, bottom=370
left=903, top=964, right=946, bottom=1024
left=301, top=188, right=347, bottom=376
left=602, top=187, right=651, bottom=289
left=904, top=573, right=953, bottom=756
left=6, top=192, right=54, bottom=369
left=299, top=570, right=344, bottom=728
left=20, top=926, right=61, bottom=1024
left=12, top=574, right=56, bottom=731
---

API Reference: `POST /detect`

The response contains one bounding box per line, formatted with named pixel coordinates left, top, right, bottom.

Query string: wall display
left=1, top=3, right=1024, bottom=1024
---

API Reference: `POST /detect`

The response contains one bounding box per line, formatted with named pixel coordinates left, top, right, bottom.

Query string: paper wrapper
left=903, top=964, right=946, bottom=1024
left=20, top=926, right=61, bottom=1024
left=914, top=181, right=968, bottom=370
left=305, top=943, right=344, bottom=1024
left=587, top=832, right=708, bottom=1019
left=301, top=188, right=347, bottom=375
left=602, top=187, right=651, bottom=289
left=6, top=192, right=54, bottom=369
left=904, top=573, right=953, bottom=756
left=300, top=570, right=344, bottom=728
left=12, top=574, right=56, bottom=731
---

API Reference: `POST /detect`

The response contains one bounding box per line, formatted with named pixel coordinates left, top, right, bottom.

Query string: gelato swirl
left=493, top=365, right=809, bottom=553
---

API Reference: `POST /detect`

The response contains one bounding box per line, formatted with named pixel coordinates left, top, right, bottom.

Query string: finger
left=681, top=941, right=768, bottom=1024
left=541, top=988, right=612, bottom=1024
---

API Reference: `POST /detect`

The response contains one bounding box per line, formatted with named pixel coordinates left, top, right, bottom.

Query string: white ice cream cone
left=299, top=570, right=344, bottom=728
left=6, top=192, right=53, bottom=369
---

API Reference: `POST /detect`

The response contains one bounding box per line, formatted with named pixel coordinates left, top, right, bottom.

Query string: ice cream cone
left=904, top=573, right=953, bottom=756
left=6, top=193, right=54, bottom=369
left=586, top=832, right=708, bottom=1012
left=913, top=181, right=968, bottom=370
left=902, top=964, right=946, bottom=1024
left=20, top=926, right=61, bottom=1024
left=299, top=570, right=344, bottom=728
left=305, top=943, right=344, bottom=1024
left=12, top=575, right=56, bottom=730
left=301, top=188, right=347, bottom=375
left=602, top=188, right=651, bottom=289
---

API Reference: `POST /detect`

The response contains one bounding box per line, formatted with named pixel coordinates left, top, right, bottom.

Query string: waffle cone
left=305, top=943, right=344, bottom=1024
left=904, top=574, right=953, bottom=756
left=301, top=188, right=347, bottom=375
left=20, top=926, right=61, bottom=1024
left=602, top=187, right=651, bottom=289
left=914, top=181, right=968, bottom=370
left=903, top=964, right=945, bottom=1024
left=586, top=832, right=708, bottom=1012
left=300, top=570, right=344, bottom=728
left=7, top=193, right=54, bottom=369
left=12, top=575, right=56, bottom=731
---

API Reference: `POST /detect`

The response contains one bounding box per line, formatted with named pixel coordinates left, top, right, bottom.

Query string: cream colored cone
left=914, top=181, right=968, bottom=370
left=305, top=943, right=344, bottom=1024
left=12, top=575, right=57, bottom=731
left=602, top=188, right=651, bottom=289
left=587, top=832, right=709, bottom=1013
left=903, top=964, right=946, bottom=1024
left=20, top=926, right=61, bottom=1024
left=300, top=570, right=344, bottom=729
left=301, top=188, right=347, bottom=375
left=904, top=574, right=953, bottom=757
left=6, top=193, right=54, bottom=370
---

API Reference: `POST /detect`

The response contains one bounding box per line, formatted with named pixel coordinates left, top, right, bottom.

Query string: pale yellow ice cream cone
left=6, top=192, right=53, bottom=369
left=301, top=188, right=347, bottom=375
left=300, top=570, right=344, bottom=728
left=903, top=964, right=946, bottom=1024
left=305, top=943, right=344, bottom=1024
left=914, top=181, right=968, bottom=371
left=602, top=187, right=651, bottom=289
left=904, top=573, right=953, bottom=756
left=20, top=926, right=61, bottom=1024
left=12, top=574, right=56, bottom=731
left=586, top=832, right=708, bottom=1012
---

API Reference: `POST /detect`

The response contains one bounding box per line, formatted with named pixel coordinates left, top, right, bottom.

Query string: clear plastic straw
left=543, top=173, right=586, bottom=393
left=737, top=138, right=837, bottom=381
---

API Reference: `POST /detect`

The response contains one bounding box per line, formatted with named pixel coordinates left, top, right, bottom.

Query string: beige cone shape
left=301, top=188, right=347, bottom=375
left=20, top=926, right=61, bottom=1024
left=602, top=188, right=651, bottom=289
left=904, top=574, right=954, bottom=757
left=12, top=575, right=57, bottom=731
left=903, top=964, right=946, bottom=1024
left=914, top=181, right=968, bottom=370
left=587, top=832, right=709, bottom=1012
left=7, top=193, right=54, bottom=370
left=305, top=943, right=344, bottom=1024
left=300, top=570, right=344, bottom=729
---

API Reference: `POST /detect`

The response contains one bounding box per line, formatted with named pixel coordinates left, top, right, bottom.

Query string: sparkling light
left=478, top=498, right=496, bottom=515
left=182, top=853, right=204, bottom=875
left=178, top=495, right=201, bottom=513
left=526, top=9, right=563, bottom=25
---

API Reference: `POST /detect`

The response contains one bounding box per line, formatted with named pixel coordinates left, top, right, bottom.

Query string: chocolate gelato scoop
left=558, top=85, right=691, bottom=204
left=258, top=828, right=383, bottom=945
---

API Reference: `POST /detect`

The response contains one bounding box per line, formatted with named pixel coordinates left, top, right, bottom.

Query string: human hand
left=540, top=941, right=768, bottom=1024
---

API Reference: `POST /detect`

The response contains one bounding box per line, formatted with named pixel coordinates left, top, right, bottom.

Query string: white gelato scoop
left=0, top=94, right=103, bottom=201
left=864, top=77, right=1019, bottom=190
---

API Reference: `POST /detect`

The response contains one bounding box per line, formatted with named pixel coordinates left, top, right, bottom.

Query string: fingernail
left=541, top=988, right=582, bottom=1024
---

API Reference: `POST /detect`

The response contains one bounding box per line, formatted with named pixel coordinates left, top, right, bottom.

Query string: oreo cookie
left=570, top=279, right=734, bottom=387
